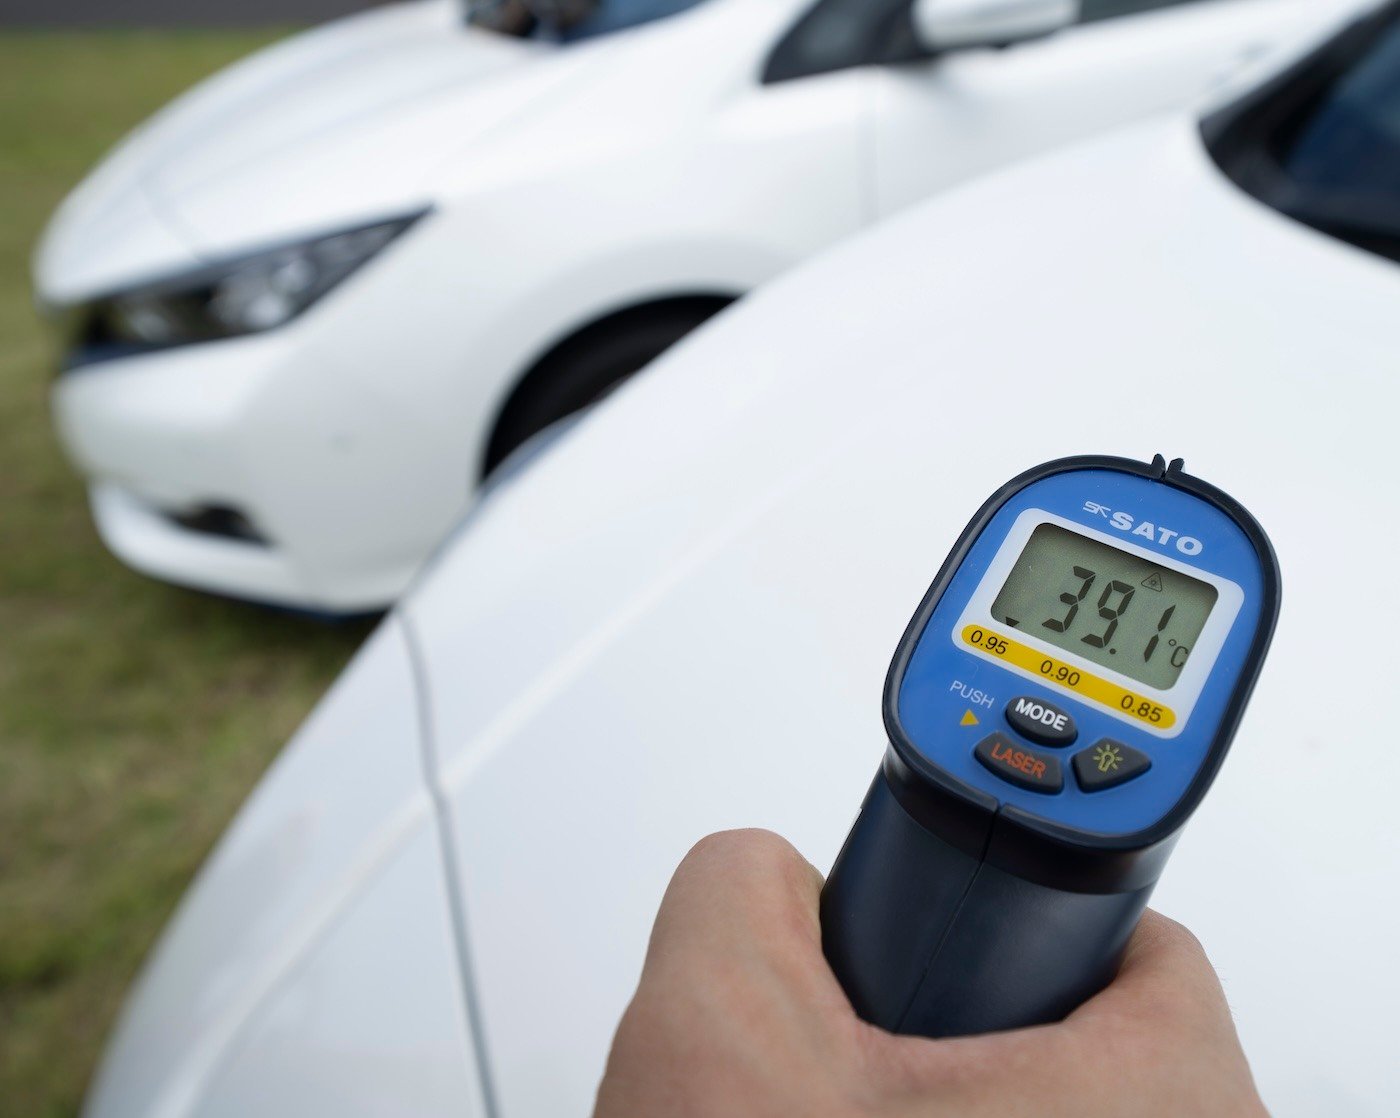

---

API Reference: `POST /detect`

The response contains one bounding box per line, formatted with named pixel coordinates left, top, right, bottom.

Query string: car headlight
left=65, top=211, right=426, bottom=363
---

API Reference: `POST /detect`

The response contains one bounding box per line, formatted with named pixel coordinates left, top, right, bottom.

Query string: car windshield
left=466, top=0, right=711, bottom=43
left=1206, top=2, right=1400, bottom=263
left=1276, top=18, right=1400, bottom=232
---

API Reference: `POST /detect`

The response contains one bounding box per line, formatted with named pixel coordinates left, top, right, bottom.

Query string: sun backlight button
left=1072, top=739, right=1152, bottom=791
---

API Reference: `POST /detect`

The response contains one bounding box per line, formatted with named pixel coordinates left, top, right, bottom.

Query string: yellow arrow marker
left=960, top=710, right=980, bottom=727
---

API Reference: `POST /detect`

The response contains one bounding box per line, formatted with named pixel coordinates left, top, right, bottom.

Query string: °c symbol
left=1141, top=572, right=1164, bottom=592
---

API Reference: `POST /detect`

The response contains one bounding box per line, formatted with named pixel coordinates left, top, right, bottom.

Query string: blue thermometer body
left=821, top=456, right=1280, bottom=1037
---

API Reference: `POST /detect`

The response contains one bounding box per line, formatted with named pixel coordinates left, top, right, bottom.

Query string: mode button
left=1005, top=695, right=1078, bottom=746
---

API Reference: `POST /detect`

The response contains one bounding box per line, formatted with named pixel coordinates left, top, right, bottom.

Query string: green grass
left=0, top=33, right=375, bottom=1116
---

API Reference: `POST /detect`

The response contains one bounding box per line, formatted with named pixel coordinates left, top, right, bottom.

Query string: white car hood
left=82, top=620, right=484, bottom=1118
left=402, top=117, right=1400, bottom=1115
left=35, top=0, right=566, bottom=300
left=35, top=0, right=798, bottom=302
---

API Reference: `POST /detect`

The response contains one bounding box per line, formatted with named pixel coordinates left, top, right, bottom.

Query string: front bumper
left=52, top=330, right=465, bottom=612
left=88, top=482, right=332, bottom=609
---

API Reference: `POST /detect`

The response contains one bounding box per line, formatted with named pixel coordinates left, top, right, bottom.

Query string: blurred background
left=0, top=8, right=380, bottom=1114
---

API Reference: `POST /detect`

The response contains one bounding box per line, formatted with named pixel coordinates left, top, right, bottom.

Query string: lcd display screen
left=989, top=523, right=1217, bottom=691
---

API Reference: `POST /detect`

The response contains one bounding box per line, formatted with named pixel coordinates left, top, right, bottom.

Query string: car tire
left=481, top=295, right=733, bottom=478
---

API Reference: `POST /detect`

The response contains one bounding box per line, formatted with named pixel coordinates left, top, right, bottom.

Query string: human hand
left=595, top=829, right=1266, bottom=1117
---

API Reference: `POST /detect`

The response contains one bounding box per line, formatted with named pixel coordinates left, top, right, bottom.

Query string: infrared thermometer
left=821, top=455, right=1279, bottom=1038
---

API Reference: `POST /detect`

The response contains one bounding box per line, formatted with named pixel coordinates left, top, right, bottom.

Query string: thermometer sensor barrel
left=821, top=456, right=1279, bottom=1039
left=821, top=760, right=1157, bottom=1036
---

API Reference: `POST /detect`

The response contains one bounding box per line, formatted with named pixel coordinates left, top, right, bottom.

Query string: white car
left=36, top=0, right=1351, bottom=612
left=81, top=4, right=1400, bottom=1115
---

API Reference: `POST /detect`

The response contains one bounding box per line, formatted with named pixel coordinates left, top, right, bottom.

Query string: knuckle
left=1140, top=909, right=1207, bottom=959
left=682, top=829, right=811, bottom=894
left=1159, top=913, right=1205, bottom=953
left=686, top=827, right=788, bottom=865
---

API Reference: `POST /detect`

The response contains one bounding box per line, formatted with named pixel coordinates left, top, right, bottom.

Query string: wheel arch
left=479, top=290, right=741, bottom=478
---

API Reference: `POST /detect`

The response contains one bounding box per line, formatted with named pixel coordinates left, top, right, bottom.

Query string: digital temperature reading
left=989, top=523, right=1217, bottom=690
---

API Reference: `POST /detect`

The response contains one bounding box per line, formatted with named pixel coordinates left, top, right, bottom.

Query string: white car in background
left=36, top=0, right=1351, bottom=612
left=80, top=4, right=1400, bottom=1116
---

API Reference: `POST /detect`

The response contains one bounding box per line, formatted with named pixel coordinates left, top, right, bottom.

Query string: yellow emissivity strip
left=960, top=624, right=1176, bottom=730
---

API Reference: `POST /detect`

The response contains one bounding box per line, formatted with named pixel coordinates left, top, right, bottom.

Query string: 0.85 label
left=961, top=625, right=1176, bottom=730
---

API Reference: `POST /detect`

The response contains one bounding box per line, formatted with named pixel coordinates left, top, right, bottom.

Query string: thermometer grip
left=820, top=761, right=1155, bottom=1038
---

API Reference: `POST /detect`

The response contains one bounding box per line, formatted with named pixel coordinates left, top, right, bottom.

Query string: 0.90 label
left=961, top=625, right=1176, bottom=730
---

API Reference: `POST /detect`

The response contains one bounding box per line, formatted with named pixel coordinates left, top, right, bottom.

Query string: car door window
left=765, top=0, right=921, bottom=83
left=766, top=0, right=1224, bottom=84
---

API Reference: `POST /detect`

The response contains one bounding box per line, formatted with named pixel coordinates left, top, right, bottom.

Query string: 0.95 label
left=961, top=625, right=1176, bottom=730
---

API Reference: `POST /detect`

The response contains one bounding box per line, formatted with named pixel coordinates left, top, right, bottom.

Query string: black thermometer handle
left=821, top=758, right=1155, bottom=1038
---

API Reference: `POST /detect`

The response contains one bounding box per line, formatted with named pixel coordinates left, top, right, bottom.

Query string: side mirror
left=910, top=0, right=1079, bottom=53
